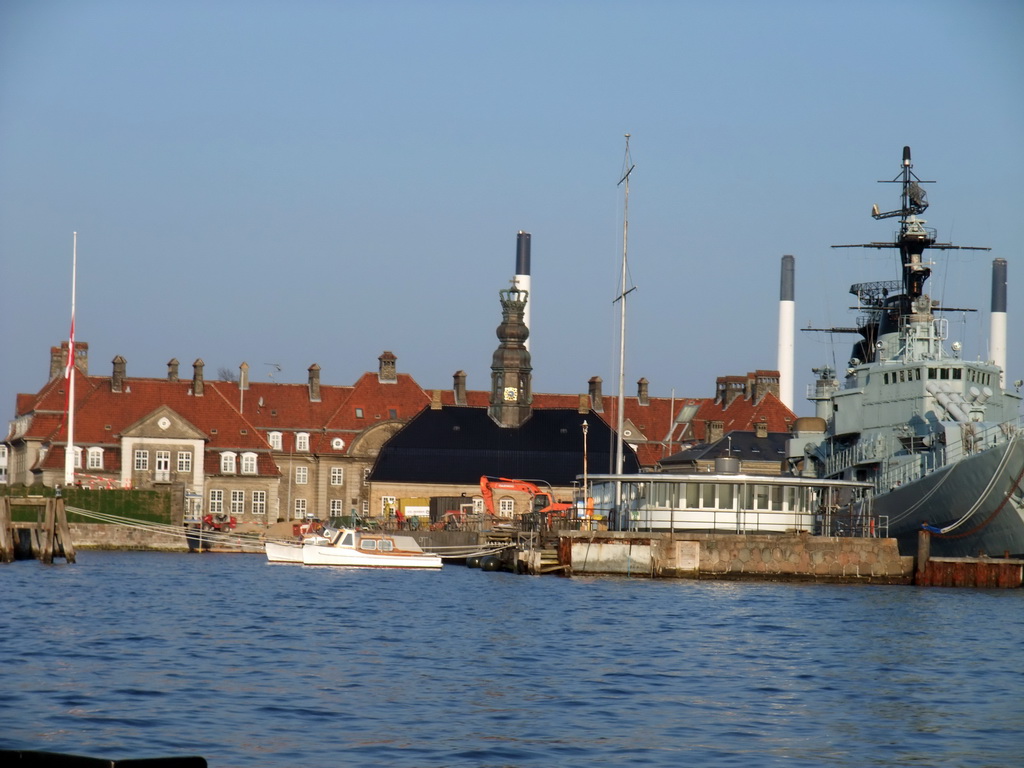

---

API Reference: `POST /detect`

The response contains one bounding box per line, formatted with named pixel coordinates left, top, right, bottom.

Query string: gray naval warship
left=789, top=147, right=1024, bottom=557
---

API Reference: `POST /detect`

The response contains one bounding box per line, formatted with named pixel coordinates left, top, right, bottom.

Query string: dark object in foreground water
left=0, top=751, right=206, bottom=767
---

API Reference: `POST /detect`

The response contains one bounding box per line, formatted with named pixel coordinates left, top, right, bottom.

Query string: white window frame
left=177, top=451, right=192, bottom=473
left=330, top=467, right=344, bottom=486
left=230, top=490, right=245, bottom=515
left=268, top=431, right=282, bottom=450
left=295, top=432, right=309, bottom=452
left=362, top=468, right=370, bottom=486
left=499, top=497, right=515, bottom=515
left=155, top=450, right=171, bottom=482
left=331, top=437, right=345, bottom=450
left=209, top=489, right=224, bottom=514
left=134, top=450, right=149, bottom=471
left=220, top=452, right=237, bottom=474
left=329, top=499, right=343, bottom=516
left=294, top=498, right=307, bottom=519
left=295, top=466, right=308, bottom=485
left=252, top=490, right=266, bottom=516
left=381, top=495, right=396, bottom=514
left=86, top=447, right=103, bottom=470
left=241, top=452, right=257, bottom=475
left=73, top=446, right=83, bottom=469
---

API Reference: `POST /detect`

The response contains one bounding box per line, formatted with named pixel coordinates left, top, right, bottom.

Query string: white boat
left=265, top=529, right=330, bottom=563
left=299, top=528, right=443, bottom=569
left=265, top=540, right=305, bottom=563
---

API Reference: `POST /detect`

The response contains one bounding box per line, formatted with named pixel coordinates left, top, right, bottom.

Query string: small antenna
left=265, top=363, right=282, bottom=381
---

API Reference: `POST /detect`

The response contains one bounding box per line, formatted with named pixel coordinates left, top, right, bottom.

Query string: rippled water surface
left=2, top=551, right=1022, bottom=767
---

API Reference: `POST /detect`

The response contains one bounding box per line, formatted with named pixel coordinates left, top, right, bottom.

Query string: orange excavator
left=479, top=476, right=575, bottom=529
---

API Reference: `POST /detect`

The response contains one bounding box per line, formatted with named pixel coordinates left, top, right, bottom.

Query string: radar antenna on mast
left=832, top=146, right=989, bottom=300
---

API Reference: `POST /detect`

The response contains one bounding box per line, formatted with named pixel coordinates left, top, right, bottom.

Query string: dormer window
left=220, top=452, right=237, bottom=474
left=268, top=431, right=282, bottom=450
left=296, top=432, right=309, bottom=452
left=87, top=447, right=103, bottom=470
left=241, top=452, right=257, bottom=475
left=73, top=446, right=83, bottom=469
left=331, top=437, right=345, bottom=450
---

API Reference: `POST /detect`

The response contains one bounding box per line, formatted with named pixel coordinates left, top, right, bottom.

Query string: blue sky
left=2, top=0, right=1022, bottom=421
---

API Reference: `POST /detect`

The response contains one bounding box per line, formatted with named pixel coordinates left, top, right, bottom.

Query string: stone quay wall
left=69, top=523, right=192, bottom=552
left=564, top=530, right=914, bottom=584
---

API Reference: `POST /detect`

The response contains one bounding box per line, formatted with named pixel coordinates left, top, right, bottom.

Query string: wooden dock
left=915, top=530, right=1022, bottom=587
left=0, top=496, right=77, bottom=564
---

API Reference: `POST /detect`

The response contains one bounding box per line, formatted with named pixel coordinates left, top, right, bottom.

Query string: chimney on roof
left=167, top=358, right=179, bottom=381
left=707, top=420, right=724, bottom=443
left=308, top=363, right=321, bottom=402
left=578, top=394, right=589, bottom=414
left=637, top=378, right=649, bottom=406
left=379, top=351, right=397, bottom=383
left=239, top=362, right=250, bottom=391
left=755, top=421, right=768, bottom=439
left=431, top=390, right=442, bottom=410
left=751, top=370, right=780, bottom=403
left=589, top=376, right=603, bottom=412
left=192, top=359, right=205, bottom=396
left=716, top=375, right=745, bottom=407
left=453, top=370, right=467, bottom=406
left=49, top=346, right=62, bottom=380
left=111, top=356, right=126, bottom=393
left=50, top=340, right=89, bottom=381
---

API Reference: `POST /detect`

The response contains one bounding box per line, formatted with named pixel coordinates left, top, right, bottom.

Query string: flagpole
left=64, top=232, right=77, bottom=486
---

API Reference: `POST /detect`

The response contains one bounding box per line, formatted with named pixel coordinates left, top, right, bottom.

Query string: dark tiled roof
left=660, top=430, right=789, bottom=466
left=371, top=406, right=640, bottom=486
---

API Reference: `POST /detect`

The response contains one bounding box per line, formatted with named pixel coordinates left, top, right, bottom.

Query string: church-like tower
left=488, top=285, right=533, bottom=427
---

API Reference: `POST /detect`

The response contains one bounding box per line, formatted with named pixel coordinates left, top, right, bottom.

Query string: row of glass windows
left=133, top=450, right=193, bottom=473
left=209, top=489, right=267, bottom=515
left=641, top=482, right=815, bottom=513
left=881, top=366, right=992, bottom=386
left=267, top=432, right=355, bottom=452
left=291, top=467, right=350, bottom=485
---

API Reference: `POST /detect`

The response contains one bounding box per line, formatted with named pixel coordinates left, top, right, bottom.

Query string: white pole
left=614, top=134, right=634, bottom=529
left=777, top=255, right=795, bottom=409
left=64, top=232, right=78, bottom=486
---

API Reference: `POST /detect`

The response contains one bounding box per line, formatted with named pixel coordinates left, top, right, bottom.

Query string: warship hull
left=872, top=437, right=1024, bottom=558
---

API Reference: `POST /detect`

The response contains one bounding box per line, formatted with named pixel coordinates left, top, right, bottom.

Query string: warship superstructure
left=789, top=147, right=1024, bottom=557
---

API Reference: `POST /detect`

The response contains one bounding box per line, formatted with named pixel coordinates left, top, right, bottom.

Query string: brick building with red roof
left=5, top=320, right=794, bottom=524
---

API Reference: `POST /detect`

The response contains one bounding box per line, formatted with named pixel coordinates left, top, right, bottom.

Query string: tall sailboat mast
left=64, top=232, right=78, bottom=486
left=614, top=134, right=636, bottom=520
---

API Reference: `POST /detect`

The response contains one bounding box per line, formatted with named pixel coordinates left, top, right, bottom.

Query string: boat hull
left=265, top=541, right=304, bottom=563
left=873, top=437, right=1024, bottom=557
left=301, top=543, right=442, bottom=569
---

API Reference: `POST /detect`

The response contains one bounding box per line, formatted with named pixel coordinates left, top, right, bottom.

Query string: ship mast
left=614, top=134, right=636, bottom=524
left=833, top=146, right=989, bottom=301
left=64, top=232, right=78, bottom=486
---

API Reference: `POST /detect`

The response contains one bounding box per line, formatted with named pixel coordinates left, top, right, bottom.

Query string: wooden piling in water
left=0, top=497, right=76, bottom=564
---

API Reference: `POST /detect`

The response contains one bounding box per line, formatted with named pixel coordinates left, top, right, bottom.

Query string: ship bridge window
left=928, top=368, right=937, bottom=379
left=940, top=369, right=950, bottom=380
left=701, top=483, right=716, bottom=509
left=685, top=483, right=699, bottom=508
left=719, top=484, right=734, bottom=509
left=360, top=539, right=378, bottom=551
left=743, top=485, right=771, bottom=511
left=341, top=532, right=354, bottom=547
left=650, top=483, right=678, bottom=507
left=953, top=369, right=962, bottom=380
